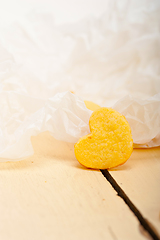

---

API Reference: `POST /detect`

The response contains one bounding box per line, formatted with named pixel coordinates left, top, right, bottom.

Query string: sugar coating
left=74, top=107, right=133, bottom=169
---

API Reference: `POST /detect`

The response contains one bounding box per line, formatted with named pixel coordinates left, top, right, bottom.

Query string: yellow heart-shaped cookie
left=74, top=107, right=133, bottom=169
left=84, top=100, right=101, bottom=111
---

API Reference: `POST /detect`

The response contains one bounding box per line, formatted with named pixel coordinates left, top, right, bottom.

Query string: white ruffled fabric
left=0, top=0, right=160, bottom=161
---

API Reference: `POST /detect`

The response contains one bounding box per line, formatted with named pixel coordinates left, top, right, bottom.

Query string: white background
left=0, top=0, right=109, bottom=26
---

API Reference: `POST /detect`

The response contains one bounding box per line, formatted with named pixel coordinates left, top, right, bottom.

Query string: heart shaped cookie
left=84, top=100, right=101, bottom=111
left=74, top=107, right=133, bottom=169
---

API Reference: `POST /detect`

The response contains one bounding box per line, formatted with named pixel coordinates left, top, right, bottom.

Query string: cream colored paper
left=0, top=0, right=160, bottom=161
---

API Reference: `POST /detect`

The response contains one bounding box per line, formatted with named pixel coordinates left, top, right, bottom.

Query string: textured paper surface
left=0, top=0, right=160, bottom=161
